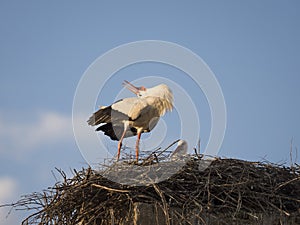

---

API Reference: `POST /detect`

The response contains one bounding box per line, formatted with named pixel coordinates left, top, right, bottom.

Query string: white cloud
left=0, top=111, right=73, bottom=154
left=0, top=177, right=20, bottom=225
left=0, top=177, right=17, bottom=204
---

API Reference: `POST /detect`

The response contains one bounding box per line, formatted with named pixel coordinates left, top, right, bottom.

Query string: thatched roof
left=4, top=156, right=300, bottom=225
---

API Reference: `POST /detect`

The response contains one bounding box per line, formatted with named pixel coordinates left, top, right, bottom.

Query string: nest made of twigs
left=4, top=155, right=300, bottom=225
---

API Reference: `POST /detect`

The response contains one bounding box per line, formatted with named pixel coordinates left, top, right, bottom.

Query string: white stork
left=88, top=80, right=173, bottom=162
left=170, top=140, right=188, bottom=160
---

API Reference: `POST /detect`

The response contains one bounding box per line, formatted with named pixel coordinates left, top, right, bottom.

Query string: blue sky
left=1, top=1, right=300, bottom=223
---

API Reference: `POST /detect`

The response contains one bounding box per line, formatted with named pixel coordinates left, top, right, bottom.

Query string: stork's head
left=122, top=80, right=147, bottom=97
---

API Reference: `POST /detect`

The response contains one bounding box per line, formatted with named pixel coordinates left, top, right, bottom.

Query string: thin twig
left=91, top=184, right=129, bottom=193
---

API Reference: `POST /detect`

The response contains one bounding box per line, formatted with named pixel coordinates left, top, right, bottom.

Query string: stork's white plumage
left=87, top=81, right=174, bottom=162
left=170, top=140, right=188, bottom=159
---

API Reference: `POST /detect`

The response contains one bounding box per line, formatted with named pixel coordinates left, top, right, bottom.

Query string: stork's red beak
left=122, top=80, right=141, bottom=95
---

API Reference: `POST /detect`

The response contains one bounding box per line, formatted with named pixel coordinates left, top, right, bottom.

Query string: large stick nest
left=5, top=155, right=300, bottom=224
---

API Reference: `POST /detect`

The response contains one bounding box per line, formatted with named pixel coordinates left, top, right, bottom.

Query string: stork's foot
left=127, top=160, right=139, bottom=165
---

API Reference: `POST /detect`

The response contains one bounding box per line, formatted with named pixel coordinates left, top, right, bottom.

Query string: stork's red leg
left=117, top=129, right=126, bottom=161
left=135, top=131, right=142, bottom=162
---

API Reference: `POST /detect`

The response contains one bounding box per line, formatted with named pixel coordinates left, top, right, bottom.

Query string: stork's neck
left=141, top=84, right=174, bottom=114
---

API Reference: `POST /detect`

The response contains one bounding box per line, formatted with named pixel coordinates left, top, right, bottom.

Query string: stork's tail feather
left=87, top=106, right=112, bottom=126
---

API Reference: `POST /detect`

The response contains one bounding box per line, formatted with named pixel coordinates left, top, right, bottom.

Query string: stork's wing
left=111, top=97, right=149, bottom=121
left=109, top=96, right=165, bottom=122
left=87, top=104, right=123, bottom=126
left=87, top=97, right=148, bottom=126
left=88, top=97, right=166, bottom=140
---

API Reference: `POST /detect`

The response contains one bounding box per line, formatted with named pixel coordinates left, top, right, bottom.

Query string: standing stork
left=87, top=80, right=173, bottom=162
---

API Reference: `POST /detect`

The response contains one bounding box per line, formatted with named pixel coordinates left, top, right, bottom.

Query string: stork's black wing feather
left=87, top=106, right=111, bottom=126
left=96, top=123, right=138, bottom=140
left=96, top=123, right=120, bottom=140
